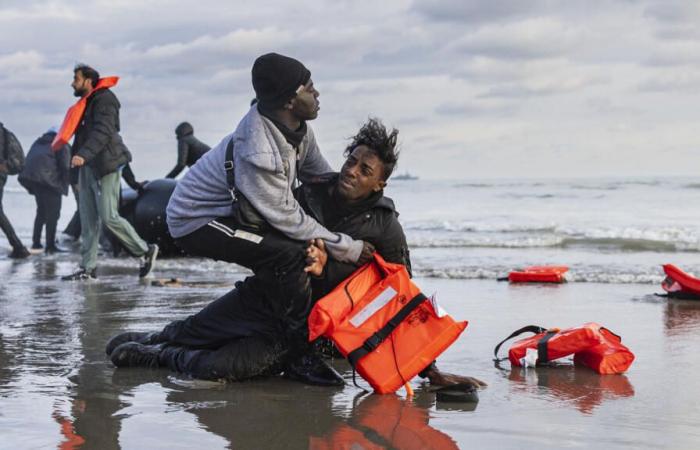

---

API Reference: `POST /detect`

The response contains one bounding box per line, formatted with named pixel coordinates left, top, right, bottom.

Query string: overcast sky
left=2, top=0, right=700, bottom=180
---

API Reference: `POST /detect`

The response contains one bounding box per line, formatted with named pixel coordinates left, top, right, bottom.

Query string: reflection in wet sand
left=664, top=299, right=700, bottom=336
left=503, top=365, right=635, bottom=415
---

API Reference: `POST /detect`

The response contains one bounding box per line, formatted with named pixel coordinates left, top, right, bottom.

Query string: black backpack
left=1, top=123, right=25, bottom=175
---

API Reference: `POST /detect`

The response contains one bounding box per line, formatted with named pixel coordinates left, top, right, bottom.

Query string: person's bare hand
left=71, top=155, right=85, bottom=168
left=356, top=241, right=375, bottom=265
left=304, top=239, right=327, bottom=276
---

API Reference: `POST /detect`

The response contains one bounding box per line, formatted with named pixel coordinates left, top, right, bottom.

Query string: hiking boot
left=139, top=244, right=159, bottom=278
left=61, top=268, right=97, bottom=281
left=105, top=331, right=159, bottom=356
left=111, top=342, right=163, bottom=368
left=8, top=246, right=30, bottom=259
left=283, top=352, right=345, bottom=386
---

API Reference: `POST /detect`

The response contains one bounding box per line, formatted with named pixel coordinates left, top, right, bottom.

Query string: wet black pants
left=0, top=174, right=24, bottom=250
left=175, top=217, right=314, bottom=338
left=153, top=281, right=292, bottom=380
left=32, top=186, right=62, bottom=248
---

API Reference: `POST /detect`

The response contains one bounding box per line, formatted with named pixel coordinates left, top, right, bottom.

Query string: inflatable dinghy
left=661, top=264, right=700, bottom=299
left=504, top=266, right=569, bottom=283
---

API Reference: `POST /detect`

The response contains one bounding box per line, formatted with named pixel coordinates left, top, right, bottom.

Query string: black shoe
left=8, top=247, right=30, bottom=259
left=111, top=342, right=163, bottom=368
left=31, top=243, right=43, bottom=250
left=284, top=353, right=345, bottom=386
left=105, top=331, right=159, bottom=356
left=61, top=268, right=97, bottom=281
left=139, top=244, right=159, bottom=278
left=45, top=245, right=68, bottom=254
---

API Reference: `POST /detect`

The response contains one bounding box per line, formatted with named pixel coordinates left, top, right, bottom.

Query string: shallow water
left=2, top=256, right=700, bottom=449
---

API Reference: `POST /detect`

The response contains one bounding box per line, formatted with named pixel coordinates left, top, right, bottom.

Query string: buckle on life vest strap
left=224, top=161, right=234, bottom=171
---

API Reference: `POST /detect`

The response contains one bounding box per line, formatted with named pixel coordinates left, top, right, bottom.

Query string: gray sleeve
left=234, top=157, right=363, bottom=263
left=297, top=129, right=333, bottom=183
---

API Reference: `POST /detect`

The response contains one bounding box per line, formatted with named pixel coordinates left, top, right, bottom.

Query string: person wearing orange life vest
left=60, top=64, right=158, bottom=281
left=107, top=119, right=485, bottom=389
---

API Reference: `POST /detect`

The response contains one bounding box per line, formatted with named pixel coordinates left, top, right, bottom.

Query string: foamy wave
left=414, top=267, right=664, bottom=284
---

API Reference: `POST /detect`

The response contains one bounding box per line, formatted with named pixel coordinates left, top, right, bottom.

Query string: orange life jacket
left=661, top=264, right=700, bottom=299
left=51, top=77, right=119, bottom=151
left=308, top=253, right=467, bottom=394
left=507, top=265, right=569, bottom=283
left=494, top=322, right=634, bottom=374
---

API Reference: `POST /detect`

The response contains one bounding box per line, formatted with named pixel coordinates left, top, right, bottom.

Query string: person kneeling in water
left=107, top=119, right=485, bottom=389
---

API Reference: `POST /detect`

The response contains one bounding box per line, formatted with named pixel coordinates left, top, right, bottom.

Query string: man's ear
left=284, top=97, right=295, bottom=110
left=374, top=180, right=387, bottom=192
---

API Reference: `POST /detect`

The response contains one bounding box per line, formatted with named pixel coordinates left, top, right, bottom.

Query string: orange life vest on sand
left=308, top=253, right=467, bottom=394
left=507, top=265, right=569, bottom=283
left=51, top=77, right=119, bottom=151
left=493, top=323, right=635, bottom=374
left=661, top=264, right=700, bottom=299
left=309, top=395, right=459, bottom=450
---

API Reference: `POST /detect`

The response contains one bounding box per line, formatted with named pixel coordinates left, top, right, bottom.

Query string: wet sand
left=1, top=254, right=700, bottom=449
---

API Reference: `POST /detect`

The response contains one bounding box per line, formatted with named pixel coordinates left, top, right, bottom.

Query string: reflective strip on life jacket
left=308, top=253, right=467, bottom=394
left=52, top=76, right=119, bottom=151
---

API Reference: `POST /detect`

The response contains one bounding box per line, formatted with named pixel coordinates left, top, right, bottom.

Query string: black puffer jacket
left=166, top=124, right=210, bottom=178
left=296, top=174, right=412, bottom=299
left=74, top=88, right=132, bottom=178
left=18, top=131, right=71, bottom=195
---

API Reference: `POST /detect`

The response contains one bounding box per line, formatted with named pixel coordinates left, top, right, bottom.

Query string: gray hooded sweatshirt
left=166, top=106, right=363, bottom=263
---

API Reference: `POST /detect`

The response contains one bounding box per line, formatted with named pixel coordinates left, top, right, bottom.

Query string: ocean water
left=3, top=175, right=700, bottom=285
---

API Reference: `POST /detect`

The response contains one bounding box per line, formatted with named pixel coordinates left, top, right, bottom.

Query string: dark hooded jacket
left=18, top=131, right=71, bottom=196
left=296, top=173, right=412, bottom=299
left=74, top=88, right=132, bottom=178
left=166, top=122, right=211, bottom=178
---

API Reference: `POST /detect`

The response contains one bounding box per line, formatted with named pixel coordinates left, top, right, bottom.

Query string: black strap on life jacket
left=346, top=292, right=428, bottom=369
left=224, top=138, right=237, bottom=202
left=493, top=325, right=547, bottom=362
left=536, top=330, right=558, bottom=364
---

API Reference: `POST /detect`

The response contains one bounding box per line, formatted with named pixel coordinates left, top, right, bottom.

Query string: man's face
left=337, top=145, right=387, bottom=202
left=72, top=70, right=92, bottom=98
left=289, top=79, right=320, bottom=121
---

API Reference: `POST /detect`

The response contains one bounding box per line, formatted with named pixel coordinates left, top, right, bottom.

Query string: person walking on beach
left=0, top=122, right=30, bottom=258
left=18, top=126, right=71, bottom=253
left=166, top=52, right=373, bottom=282
left=165, top=122, right=210, bottom=179
left=60, top=64, right=158, bottom=281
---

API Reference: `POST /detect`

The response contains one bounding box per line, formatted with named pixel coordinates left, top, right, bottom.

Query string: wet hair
left=74, top=63, right=100, bottom=86
left=344, top=118, right=399, bottom=180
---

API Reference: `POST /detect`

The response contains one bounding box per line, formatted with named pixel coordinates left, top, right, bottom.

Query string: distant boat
left=393, top=172, right=419, bottom=181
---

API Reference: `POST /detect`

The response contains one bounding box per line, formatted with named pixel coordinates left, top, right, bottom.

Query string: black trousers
left=32, top=185, right=62, bottom=248
left=0, top=174, right=24, bottom=250
left=175, top=217, right=313, bottom=338
left=153, top=280, right=292, bottom=380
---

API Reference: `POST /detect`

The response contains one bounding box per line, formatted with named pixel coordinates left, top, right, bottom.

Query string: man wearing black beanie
left=162, top=54, right=374, bottom=379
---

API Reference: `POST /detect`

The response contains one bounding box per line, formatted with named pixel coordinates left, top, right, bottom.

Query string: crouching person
left=107, top=119, right=485, bottom=389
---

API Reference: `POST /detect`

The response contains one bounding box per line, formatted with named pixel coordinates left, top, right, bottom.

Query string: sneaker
left=61, top=268, right=97, bottom=281
left=139, top=244, right=159, bottom=278
left=8, top=247, right=30, bottom=259
left=105, top=331, right=159, bottom=356
left=283, top=352, right=345, bottom=386
left=111, top=342, right=162, bottom=368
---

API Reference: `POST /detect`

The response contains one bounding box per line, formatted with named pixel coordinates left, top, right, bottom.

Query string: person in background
left=0, top=122, right=30, bottom=258
left=60, top=64, right=158, bottom=280
left=18, top=126, right=71, bottom=253
left=165, top=122, right=210, bottom=179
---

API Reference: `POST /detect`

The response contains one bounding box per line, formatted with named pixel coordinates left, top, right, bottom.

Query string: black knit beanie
left=252, top=53, right=311, bottom=110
